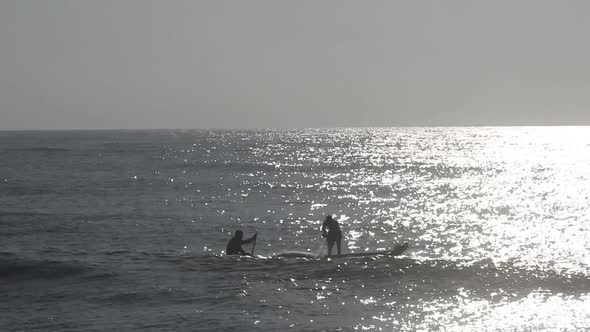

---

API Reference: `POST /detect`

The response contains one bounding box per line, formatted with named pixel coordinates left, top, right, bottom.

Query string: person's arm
left=241, top=232, right=257, bottom=245
left=321, top=220, right=328, bottom=237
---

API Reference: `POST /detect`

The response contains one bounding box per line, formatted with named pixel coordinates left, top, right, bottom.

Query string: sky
left=1, top=0, right=589, bottom=129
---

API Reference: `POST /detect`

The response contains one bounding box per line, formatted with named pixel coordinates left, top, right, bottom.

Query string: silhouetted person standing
left=226, top=230, right=257, bottom=255
left=321, top=215, right=342, bottom=257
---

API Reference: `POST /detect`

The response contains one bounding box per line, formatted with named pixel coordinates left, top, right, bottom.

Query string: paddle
left=251, top=231, right=257, bottom=256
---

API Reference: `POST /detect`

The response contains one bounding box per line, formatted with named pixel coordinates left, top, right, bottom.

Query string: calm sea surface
left=1, top=127, right=590, bottom=331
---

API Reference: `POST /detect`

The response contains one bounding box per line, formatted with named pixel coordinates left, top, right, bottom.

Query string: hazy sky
left=1, top=1, right=589, bottom=129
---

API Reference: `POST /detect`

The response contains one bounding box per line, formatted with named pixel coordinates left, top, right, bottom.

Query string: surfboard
left=274, top=242, right=409, bottom=259
left=337, top=242, right=409, bottom=258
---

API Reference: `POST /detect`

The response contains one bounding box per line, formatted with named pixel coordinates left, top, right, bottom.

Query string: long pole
left=251, top=232, right=257, bottom=256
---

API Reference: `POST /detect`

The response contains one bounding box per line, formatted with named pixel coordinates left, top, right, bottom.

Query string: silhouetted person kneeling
left=226, top=230, right=257, bottom=255
left=322, top=215, right=342, bottom=257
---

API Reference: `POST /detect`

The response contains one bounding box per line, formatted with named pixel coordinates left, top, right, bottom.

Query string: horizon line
left=2, top=124, right=590, bottom=132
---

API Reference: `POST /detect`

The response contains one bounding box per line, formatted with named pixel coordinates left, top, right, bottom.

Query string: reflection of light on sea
left=465, top=127, right=590, bottom=275
left=192, top=128, right=590, bottom=330
left=416, top=292, right=590, bottom=331
left=348, top=291, right=590, bottom=331
left=348, top=229, right=362, bottom=250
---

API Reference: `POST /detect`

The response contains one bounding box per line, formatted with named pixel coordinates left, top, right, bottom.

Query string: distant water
left=1, top=127, right=590, bottom=331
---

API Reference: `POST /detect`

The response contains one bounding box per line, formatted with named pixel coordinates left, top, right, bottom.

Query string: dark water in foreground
left=1, top=128, right=590, bottom=331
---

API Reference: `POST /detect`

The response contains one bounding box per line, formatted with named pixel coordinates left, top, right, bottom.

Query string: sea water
left=1, top=127, right=590, bottom=331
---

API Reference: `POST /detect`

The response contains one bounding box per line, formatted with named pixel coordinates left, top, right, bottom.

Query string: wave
left=91, top=286, right=197, bottom=306
left=0, top=210, right=54, bottom=225
left=164, top=158, right=493, bottom=182
left=189, top=252, right=590, bottom=298
left=0, top=184, right=58, bottom=196
left=0, top=253, right=91, bottom=282
left=0, top=210, right=53, bottom=217
left=5, top=146, right=71, bottom=152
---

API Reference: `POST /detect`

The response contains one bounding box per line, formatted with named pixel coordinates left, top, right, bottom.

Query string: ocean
left=1, top=127, right=590, bottom=331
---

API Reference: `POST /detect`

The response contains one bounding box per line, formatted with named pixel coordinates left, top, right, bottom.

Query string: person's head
left=325, top=215, right=333, bottom=221
left=234, top=230, right=243, bottom=239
